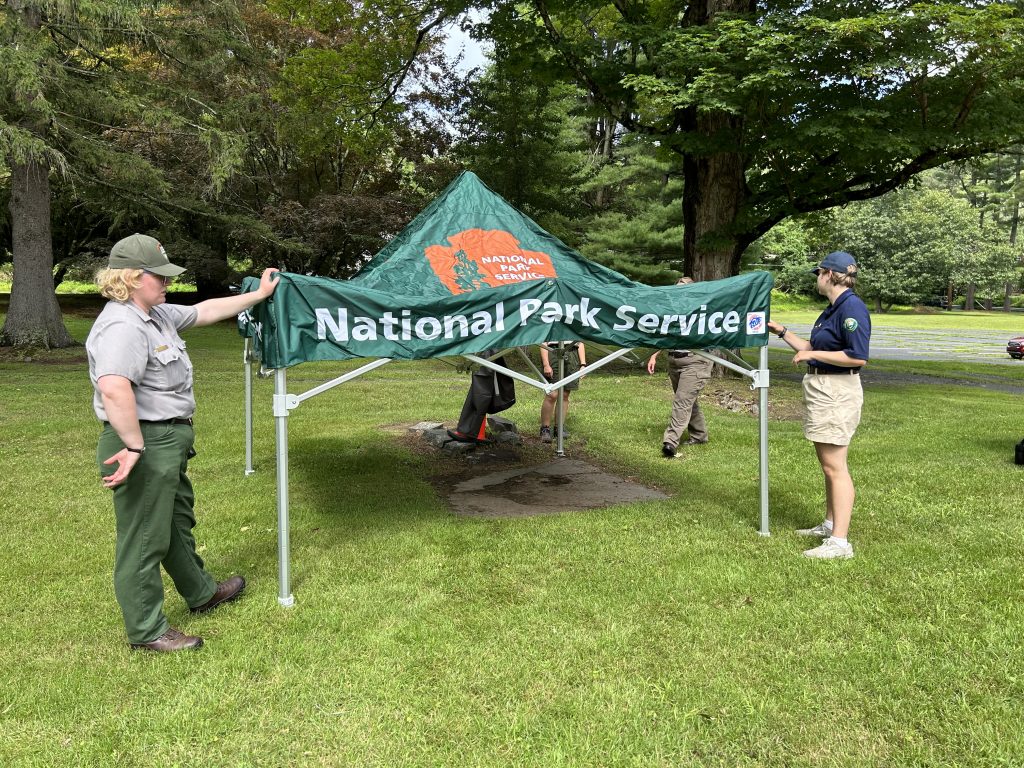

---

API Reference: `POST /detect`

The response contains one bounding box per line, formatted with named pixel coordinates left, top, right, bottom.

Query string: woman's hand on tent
left=257, top=268, right=281, bottom=299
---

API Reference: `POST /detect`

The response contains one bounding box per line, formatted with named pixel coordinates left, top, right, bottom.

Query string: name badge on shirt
left=154, top=344, right=169, bottom=353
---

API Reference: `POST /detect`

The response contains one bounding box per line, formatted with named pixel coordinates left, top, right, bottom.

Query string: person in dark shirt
left=768, top=251, right=871, bottom=560
left=447, top=349, right=516, bottom=443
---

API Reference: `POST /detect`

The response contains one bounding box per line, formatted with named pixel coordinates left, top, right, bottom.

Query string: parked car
left=1008, top=336, right=1024, bottom=359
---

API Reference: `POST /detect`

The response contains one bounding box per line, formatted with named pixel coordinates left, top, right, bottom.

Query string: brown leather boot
left=190, top=575, right=246, bottom=614
left=130, top=627, right=203, bottom=652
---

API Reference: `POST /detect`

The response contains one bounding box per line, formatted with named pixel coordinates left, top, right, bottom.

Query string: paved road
left=769, top=325, right=1024, bottom=366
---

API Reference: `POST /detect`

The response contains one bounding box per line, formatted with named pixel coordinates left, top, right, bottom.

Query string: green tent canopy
left=239, top=171, right=773, bottom=368
left=237, top=171, right=776, bottom=607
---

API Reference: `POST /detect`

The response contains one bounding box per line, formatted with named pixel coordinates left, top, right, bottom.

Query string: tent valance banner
left=239, top=172, right=774, bottom=369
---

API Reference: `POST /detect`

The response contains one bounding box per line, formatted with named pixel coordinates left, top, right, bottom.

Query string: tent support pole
left=464, top=347, right=632, bottom=395
left=274, top=368, right=295, bottom=607
left=554, top=342, right=565, bottom=457
left=757, top=345, right=770, bottom=537
left=244, top=339, right=255, bottom=476
left=515, top=347, right=544, bottom=381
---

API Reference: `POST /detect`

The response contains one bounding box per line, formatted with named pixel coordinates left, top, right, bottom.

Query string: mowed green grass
left=1, top=309, right=1023, bottom=767
left=771, top=304, right=1024, bottom=334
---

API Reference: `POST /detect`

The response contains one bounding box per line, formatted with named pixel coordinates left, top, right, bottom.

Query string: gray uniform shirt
left=86, top=301, right=198, bottom=421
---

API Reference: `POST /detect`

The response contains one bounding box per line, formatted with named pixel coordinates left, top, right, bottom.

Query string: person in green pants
left=86, top=234, right=280, bottom=652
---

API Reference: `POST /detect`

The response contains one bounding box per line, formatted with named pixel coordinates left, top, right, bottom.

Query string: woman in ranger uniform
left=87, top=234, right=280, bottom=652
left=767, top=251, right=871, bottom=560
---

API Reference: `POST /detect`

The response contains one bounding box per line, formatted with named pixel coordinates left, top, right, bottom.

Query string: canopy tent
left=239, top=171, right=774, bottom=606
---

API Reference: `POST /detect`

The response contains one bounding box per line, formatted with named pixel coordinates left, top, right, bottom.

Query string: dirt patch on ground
left=391, top=424, right=669, bottom=518
left=704, top=380, right=805, bottom=422
left=0, top=346, right=87, bottom=365
left=444, top=458, right=669, bottom=517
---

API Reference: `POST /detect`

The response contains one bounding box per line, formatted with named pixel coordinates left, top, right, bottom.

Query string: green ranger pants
left=97, top=422, right=217, bottom=644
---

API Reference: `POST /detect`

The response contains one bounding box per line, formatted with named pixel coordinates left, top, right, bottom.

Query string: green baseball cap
left=108, top=234, right=186, bottom=277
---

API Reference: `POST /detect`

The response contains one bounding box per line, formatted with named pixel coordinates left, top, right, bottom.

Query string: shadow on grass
left=224, top=432, right=451, bottom=595
left=287, top=432, right=448, bottom=531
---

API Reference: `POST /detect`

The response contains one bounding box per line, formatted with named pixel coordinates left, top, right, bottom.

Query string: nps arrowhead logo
left=424, top=229, right=558, bottom=295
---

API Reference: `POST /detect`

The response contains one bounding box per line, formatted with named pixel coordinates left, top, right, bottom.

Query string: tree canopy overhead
left=0, top=0, right=463, bottom=348
left=486, top=0, right=1024, bottom=278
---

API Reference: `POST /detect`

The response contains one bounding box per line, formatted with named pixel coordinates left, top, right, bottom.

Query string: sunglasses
left=144, top=271, right=174, bottom=285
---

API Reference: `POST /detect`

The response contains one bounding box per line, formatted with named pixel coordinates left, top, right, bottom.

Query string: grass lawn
left=770, top=290, right=1024, bottom=332
left=1, top=306, right=1023, bottom=767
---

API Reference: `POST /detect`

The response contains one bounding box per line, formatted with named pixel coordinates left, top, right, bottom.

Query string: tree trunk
left=681, top=113, right=747, bottom=281
left=0, top=158, right=76, bottom=349
left=965, top=282, right=976, bottom=311
left=677, top=0, right=754, bottom=282
left=1010, top=155, right=1021, bottom=246
left=594, top=115, right=615, bottom=209
left=1006, top=156, right=1021, bottom=311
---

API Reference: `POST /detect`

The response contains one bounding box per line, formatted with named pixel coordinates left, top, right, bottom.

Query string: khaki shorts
left=802, top=373, right=863, bottom=446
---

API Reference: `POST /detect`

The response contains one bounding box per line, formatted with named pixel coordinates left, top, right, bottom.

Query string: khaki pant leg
left=663, top=358, right=712, bottom=446
left=684, top=359, right=713, bottom=441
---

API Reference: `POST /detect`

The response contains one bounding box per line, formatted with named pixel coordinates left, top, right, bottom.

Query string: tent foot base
left=278, top=594, right=295, bottom=608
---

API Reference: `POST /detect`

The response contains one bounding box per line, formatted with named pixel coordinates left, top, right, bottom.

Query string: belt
left=807, top=367, right=859, bottom=375
left=668, top=351, right=691, bottom=359
left=103, top=418, right=193, bottom=430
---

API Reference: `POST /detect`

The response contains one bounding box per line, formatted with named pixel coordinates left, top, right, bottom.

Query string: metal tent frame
left=243, top=339, right=770, bottom=607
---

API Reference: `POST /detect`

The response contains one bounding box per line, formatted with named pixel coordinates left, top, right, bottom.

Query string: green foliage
left=455, top=63, right=596, bottom=238
left=457, top=53, right=685, bottom=284
left=0, top=0, right=470, bottom=292
left=486, top=0, right=1024, bottom=271
left=0, top=0, right=281, bottom=292
left=935, top=150, right=1024, bottom=232
left=766, top=288, right=818, bottom=313
left=576, top=137, right=684, bottom=284
left=832, top=188, right=1021, bottom=310
left=746, top=217, right=832, bottom=295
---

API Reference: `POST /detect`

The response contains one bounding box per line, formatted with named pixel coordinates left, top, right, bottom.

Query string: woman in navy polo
left=767, top=251, right=871, bottom=560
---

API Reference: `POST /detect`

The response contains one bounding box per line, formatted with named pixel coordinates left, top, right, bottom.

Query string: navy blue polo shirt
left=808, top=290, right=871, bottom=372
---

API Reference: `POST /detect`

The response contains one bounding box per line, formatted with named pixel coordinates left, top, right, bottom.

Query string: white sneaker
left=796, top=522, right=832, bottom=537
left=803, top=537, right=854, bottom=560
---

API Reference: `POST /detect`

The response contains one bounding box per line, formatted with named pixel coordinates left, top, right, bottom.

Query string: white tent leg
left=274, top=368, right=295, bottom=607
left=758, top=345, right=770, bottom=536
left=244, top=339, right=255, bottom=476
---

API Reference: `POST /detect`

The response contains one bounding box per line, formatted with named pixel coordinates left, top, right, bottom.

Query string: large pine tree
left=0, top=0, right=255, bottom=347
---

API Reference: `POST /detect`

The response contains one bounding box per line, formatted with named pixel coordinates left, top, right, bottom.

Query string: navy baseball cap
left=811, top=251, right=857, bottom=275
